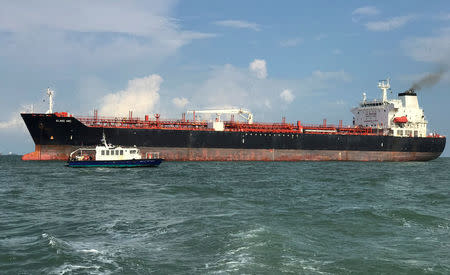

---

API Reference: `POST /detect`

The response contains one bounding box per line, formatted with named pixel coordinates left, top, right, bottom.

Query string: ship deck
left=67, top=112, right=378, bottom=136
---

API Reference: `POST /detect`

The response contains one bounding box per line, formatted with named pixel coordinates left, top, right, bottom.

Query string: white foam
left=79, top=249, right=100, bottom=254
left=231, top=227, right=265, bottom=239
left=41, top=233, right=61, bottom=248
left=52, top=264, right=101, bottom=275
left=283, top=258, right=332, bottom=274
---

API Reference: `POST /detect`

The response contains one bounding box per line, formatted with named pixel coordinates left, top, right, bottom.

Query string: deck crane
left=187, top=108, right=254, bottom=124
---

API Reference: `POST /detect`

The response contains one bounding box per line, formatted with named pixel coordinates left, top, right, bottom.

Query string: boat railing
left=145, top=152, right=160, bottom=159
left=69, top=148, right=95, bottom=159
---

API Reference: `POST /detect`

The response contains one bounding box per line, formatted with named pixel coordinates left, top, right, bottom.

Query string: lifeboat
left=393, top=116, right=408, bottom=123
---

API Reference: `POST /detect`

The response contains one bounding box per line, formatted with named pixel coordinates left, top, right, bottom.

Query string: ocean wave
left=41, top=233, right=120, bottom=274
left=51, top=264, right=102, bottom=275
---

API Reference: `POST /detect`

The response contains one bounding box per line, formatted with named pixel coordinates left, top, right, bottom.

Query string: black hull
left=21, top=113, right=446, bottom=161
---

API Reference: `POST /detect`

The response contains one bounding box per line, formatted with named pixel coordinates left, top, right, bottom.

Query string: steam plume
left=410, top=66, right=448, bottom=91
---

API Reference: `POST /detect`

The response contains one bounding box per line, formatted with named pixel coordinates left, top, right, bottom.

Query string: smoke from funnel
left=410, top=66, right=448, bottom=91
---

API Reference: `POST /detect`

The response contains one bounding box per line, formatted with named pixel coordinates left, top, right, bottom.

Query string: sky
left=0, top=0, right=449, bottom=156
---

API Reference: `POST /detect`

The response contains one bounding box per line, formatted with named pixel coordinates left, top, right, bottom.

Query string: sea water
left=1, top=156, right=449, bottom=274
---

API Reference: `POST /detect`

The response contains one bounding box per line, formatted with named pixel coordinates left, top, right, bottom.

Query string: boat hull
left=21, top=113, right=446, bottom=162
left=67, top=158, right=163, bottom=168
left=25, top=145, right=443, bottom=162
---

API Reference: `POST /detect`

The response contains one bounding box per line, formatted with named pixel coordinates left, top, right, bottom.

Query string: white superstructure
left=94, top=145, right=142, bottom=161
left=351, top=79, right=427, bottom=137
left=187, top=108, right=254, bottom=131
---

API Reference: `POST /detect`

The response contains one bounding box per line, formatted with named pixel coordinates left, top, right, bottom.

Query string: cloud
left=249, top=59, right=268, bottom=79
left=280, top=37, right=303, bottom=47
left=280, top=89, right=295, bottom=103
left=190, top=64, right=252, bottom=108
left=0, top=0, right=176, bottom=35
left=0, top=105, right=33, bottom=131
left=214, top=20, right=260, bottom=31
left=402, top=29, right=450, bottom=63
left=172, top=97, right=189, bottom=108
left=352, top=6, right=379, bottom=22
left=178, top=62, right=351, bottom=122
left=0, top=1, right=214, bottom=68
left=99, top=74, right=162, bottom=116
left=352, top=6, right=380, bottom=16
left=365, top=15, right=415, bottom=31
left=0, top=116, right=23, bottom=130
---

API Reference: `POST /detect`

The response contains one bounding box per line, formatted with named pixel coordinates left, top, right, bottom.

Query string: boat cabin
left=95, top=146, right=141, bottom=160
left=69, top=145, right=142, bottom=161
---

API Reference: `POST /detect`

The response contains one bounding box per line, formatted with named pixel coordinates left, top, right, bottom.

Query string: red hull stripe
left=22, top=145, right=441, bottom=162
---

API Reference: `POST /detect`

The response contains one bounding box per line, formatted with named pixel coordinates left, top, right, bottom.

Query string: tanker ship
left=21, top=79, right=445, bottom=161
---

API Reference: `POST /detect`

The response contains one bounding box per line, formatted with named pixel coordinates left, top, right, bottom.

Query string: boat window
left=120, top=150, right=123, bottom=155
left=130, top=150, right=136, bottom=154
left=106, top=150, right=109, bottom=155
left=116, top=150, right=119, bottom=155
left=397, top=130, right=403, bottom=136
left=101, top=150, right=105, bottom=155
left=111, top=150, right=114, bottom=155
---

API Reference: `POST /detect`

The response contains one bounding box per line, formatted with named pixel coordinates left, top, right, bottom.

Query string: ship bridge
left=351, top=79, right=427, bottom=137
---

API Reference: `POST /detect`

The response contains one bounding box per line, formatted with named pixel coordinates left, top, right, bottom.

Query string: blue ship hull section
left=67, top=158, right=163, bottom=168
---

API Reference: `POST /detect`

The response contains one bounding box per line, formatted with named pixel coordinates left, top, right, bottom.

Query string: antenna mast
left=45, top=88, right=55, bottom=114
left=377, top=78, right=390, bottom=102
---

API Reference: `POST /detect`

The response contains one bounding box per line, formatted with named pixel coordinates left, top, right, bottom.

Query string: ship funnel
left=398, top=88, right=418, bottom=108
left=403, top=88, right=416, bottom=95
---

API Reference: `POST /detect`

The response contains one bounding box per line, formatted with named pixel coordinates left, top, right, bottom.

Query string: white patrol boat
left=67, top=135, right=163, bottom=168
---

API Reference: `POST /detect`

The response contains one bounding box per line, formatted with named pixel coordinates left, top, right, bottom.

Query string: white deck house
left=95, top=146, right=142, bottom=161
left=351, top=79, right=428, bottom=137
